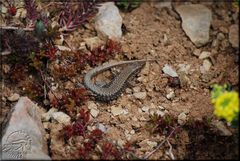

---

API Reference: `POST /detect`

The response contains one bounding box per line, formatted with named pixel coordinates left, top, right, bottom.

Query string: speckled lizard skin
left=84, top=59, right=155, bottom=102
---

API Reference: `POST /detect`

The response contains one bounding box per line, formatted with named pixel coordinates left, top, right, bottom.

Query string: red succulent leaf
left=41, top=44, right=57, bottom=60
left=7, top=6, right=17, bottom=16
left=101, top=142, right=113, bottom=159
left=24, top=0, right=38, bottom=22
left=83, top=142, right=95, bottom=151
left=64, top=125, right=74, bottom=139
left=88, top=129, right=103, bottom=142
left=79, top=146, right=88, bottom=159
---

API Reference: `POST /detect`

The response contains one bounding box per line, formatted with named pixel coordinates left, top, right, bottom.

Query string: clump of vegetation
left=211, top=84, right=239, bottom=128
left=115, top=0, right=142, bottom=11
left=62, top=109, right=124, bottom=160
left=148, top=113, right=178, bottom=135
left=57, top=0, right=99, bottom=31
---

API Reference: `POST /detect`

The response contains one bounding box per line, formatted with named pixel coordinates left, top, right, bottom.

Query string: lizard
left=84, top=59, right=157, bottom=102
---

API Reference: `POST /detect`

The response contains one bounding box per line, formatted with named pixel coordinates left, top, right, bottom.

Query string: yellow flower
left=214, top=92, right=239, bottom=123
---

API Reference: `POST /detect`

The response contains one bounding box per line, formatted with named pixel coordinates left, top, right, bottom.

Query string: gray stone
left=96, top=123, right=107, bottom=133
left=203, top=59, right=212, bottom=71
left=95, top=2, right=122, bottom=40
left=1, top=97, right=51, bottom=160
left=229, top=24, right=239, bottom=48
left=199, top=51, right=211, bottom=59
left=200, top=59, right=212, bottom=74
left=162, top=64, right=178, bottom=77
left=178, top=64, right=191, bottom=74
left=133, top=92, right=147, bottom=99
left=176, top=4, right=212, bottom=47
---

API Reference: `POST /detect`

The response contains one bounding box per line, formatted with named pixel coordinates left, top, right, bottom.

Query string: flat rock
left=133, top=92, right=147, bottom=99
left=176, top=4, right=212, bottom=47
left=90, top=108, right=99, bottom=118
left=55, top=45, right=71, bottom=51
left=51, top=112, right=71, bottom=125
left=146, top=140, right=158, bottom=149
left=133, top=86, right=141, bottom=93
left=141, top=106, right=150, bottom=112
left=166, top=91, right=175, bottom=100
left=96, top=123, right=107, bottom=133
left=1, top=97, right=51, bottom=160
left=211, top=120, right=232, bottom=136
left=95, top=2, right=122, bottom=40
left=162, top=64, right=178, bottom=77
left=154, top=1, right=172, bottom=11
left=203, top=59, right=212, bottom=71
left=193, top=49, right=201, bottom=57
left=87, top=101, right=98, bottom=109
left=229, top=24, right=239, bottom=48
left=152, top=110, right=165, bottom=117
left=7, top=93, right=20, bottom=102
left=200, top=59, right=212, bottom=74
left=178, top=112, right=188, bottom=125
left=111, top=106, right=124, bottom=116
left=199, top=51, right=211, bottom=59
left=178, top=64, right=191, bottom=74
left=84, top=37, right=105, bottom=50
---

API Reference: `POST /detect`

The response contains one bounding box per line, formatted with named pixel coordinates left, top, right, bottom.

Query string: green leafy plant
left=115, top=0, right=142, bottom=11
left=211, top=84, right=239, bottom=128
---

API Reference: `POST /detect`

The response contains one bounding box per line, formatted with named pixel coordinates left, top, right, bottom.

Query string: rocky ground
left=1, top=1, right=239, bottom=160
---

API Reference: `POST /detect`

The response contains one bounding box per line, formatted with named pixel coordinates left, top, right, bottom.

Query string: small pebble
left=41, top=108, right=58, bottom=122
left=133, top=92, right=147, bottom=99
left=203, top=59, right=212, bottom=71
left=199, top=51, right=211, bottom=59
left=166, top=91, right=175, bottom=100
left=146, top=141, right=158, bottom=148
left=130, top=130, right=135, bottom=135
left=90, top=108, right=99, bottom=118
left=7, top=93, right=20, bottom=102
left=111, top=106, right=124, bottom=116
left=156, top=110, right=165, bottom=117
left=133, top=87, right=141, bottom=93
left=217, top=32, right=225, bottom=41
left=87, top=101, right=98, bottom=109
left=178, top=112, right=187, bottom=125
left=193, top=49, right=201, bottom=57
left=51, top=112, right=71, bottom=125
left=96, top=123, right=107, bottom=133
left=162, top=64, right=178, bottom=77
left=142, top=106, right=150, bottom=112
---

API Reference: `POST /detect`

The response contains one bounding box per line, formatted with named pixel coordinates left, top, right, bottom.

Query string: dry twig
left=143, top=126, right=179, bottom=159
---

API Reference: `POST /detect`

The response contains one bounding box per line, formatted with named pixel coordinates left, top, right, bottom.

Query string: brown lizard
left=84, top=59, right=157, bottom=102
